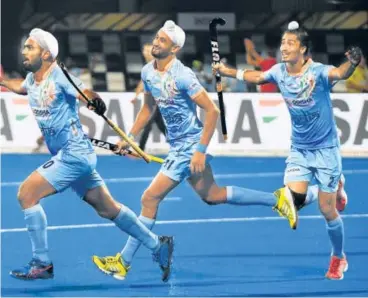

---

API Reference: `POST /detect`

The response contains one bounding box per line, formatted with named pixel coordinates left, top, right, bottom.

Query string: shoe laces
left=105, top=256, right=116, bottom=262
left=329, top=257, right=341, bottom=274
left=27, top=258, right=41, bottom=268
left=274, top=201, right=293, bottom=219
left=103, top=256, right=122, bottom=272
left=105, top=255, right=120, bottom=264
left=22, top=259, right=43, bottom=272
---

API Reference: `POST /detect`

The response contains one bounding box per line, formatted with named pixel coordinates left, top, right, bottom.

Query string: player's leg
left=186, top=161, right=298, bottom=229
left=187, top=164, right=274, bottom=206
left=319, top=189, right=347, bottom=280
left=274, top=146, right=316, bottom=228
left=280, top=147, right=318, bottom=210
left=120, top=171, right=178, bottom=260
left=296, top=173, right=347, bottom=212
left=299, top=184, right=319, bottom=210
left=113, top=148, right=187, bottom=278
left=10, top=151, right=92, bottom=280
left=84, top=169, right=178, bottom=281
left=9, top=171, right=56, bottom=280
left=336, top=173, right=348, bottom=212
left=315, top=147, right=347, bottom=280
left=187, top=164, right=226, bottom=205
left=83, top=179, right=174, bottom=281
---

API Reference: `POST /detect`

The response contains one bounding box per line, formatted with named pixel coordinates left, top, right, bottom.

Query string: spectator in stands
left=192, top=59, right=213, bottom=91
left=131, top=43, right=166, bottom=151
left=244, top=38, right=278, bottom=92
left=345, top=53, right=368, bottom=93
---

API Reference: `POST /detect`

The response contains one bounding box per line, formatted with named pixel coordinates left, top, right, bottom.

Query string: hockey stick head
left=210, top=17, right=226, bottom=28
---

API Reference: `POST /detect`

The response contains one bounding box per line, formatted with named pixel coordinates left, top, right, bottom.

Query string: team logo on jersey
left=38, top=80, right=56, bottom=108
left=161, top=75, right=179, bottom=99
left=284, top=72, right=316, bottom=108
left=298, top=72, right=316, bottom=99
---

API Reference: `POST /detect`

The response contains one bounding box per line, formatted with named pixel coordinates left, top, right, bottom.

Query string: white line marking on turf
left=1, top=169, right=368, bottom=187
left=164, top=197, right=182, bottom=202
left=1, top=213, right=367, bottom=234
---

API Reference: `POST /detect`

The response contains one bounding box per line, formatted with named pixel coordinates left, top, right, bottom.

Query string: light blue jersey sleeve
left=315, top=63, right=335, bottom=89
left=56, top=71, right=85, bottom=99
left=141, top=64, right=151, bottom=93
left=263, top=64, right=282, bottom=84
left=176, top=67, right=204, bottom=98
left=21, top=73, right=32, bottom=90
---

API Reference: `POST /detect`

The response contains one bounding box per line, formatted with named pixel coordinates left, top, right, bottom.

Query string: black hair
left=283, top=25, right=312, bottom=56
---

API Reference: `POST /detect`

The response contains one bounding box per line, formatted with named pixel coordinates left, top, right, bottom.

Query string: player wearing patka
left=0, top=28, right=174, bottom=281
left=213, top=21, right=360, bottom=280
left=92, top=20, right=299, bottom=282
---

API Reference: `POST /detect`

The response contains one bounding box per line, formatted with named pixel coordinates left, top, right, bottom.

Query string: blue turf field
left=1, top=154, right=368, bottom=297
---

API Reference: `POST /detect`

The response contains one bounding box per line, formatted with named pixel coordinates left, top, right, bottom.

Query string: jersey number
left=42, top=160, right=54, bottom=169
left=163, top=159, right=175, bottom=170
left=328, top=175, right=339, bottom=188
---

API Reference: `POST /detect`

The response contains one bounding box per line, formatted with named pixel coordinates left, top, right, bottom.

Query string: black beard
left=23, top=58, right=42, bottom=73
left=151, top=50, right=170, bottom=59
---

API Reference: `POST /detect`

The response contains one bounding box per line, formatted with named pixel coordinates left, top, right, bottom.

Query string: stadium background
left=1, top=0, right=368, bottom=296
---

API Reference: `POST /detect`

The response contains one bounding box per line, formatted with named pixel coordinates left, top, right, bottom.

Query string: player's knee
left=84, top=188, right=121, bottom=219
left=92, top=198, right=119, bottom=219
left=17, top=183, right=35, bottom=207
left=202, top=198, right=218, bottom=205
left=200, top=187, right=226, bottom=206
left=141, top=189, right=162, bottom=209
left=318, top=200, right=337, bottom=219
left=289, top=188, right=307, bottom=211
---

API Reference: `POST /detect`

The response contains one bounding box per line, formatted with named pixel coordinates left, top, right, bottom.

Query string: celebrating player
left=212, top=21, right=360, bottom=280
left=0, top=28, right=173, bottom=281
left=92, top=20, right=298, bottom=282
left=131, top=43, right=166, bottom=151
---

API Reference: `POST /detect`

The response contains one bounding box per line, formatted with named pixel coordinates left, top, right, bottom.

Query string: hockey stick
left=89, top=138, right=164, bottom=164
left=58, top=62, right=151, bottom=163
left=209, top=17, right=228, bottom=141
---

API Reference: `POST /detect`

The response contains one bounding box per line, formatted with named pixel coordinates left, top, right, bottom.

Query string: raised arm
left=212, top=62, right=269, bottom=85
left=244, top=38, right=263, bottom=67
left=328, top=46, right=362, bottom=81
left=0, top=77, right=27, bottom=95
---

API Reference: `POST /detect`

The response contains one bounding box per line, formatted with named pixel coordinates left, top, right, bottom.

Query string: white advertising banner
left=1, top=92, right=367, bottom=156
